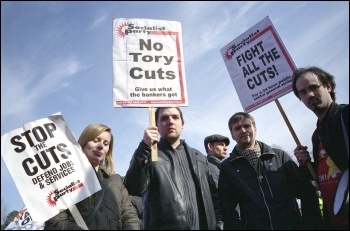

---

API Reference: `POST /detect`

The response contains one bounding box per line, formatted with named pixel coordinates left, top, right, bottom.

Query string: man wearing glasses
left=292, top=66, right=349, bottom=230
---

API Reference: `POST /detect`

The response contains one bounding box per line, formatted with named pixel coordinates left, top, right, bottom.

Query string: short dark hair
left=292, top=66, right=336, bottom=101
left=155, top=107, right=184, bottom=126
left=228, top=112, right=256, bottom=133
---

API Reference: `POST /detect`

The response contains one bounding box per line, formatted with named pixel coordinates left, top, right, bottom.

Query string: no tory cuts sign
left=221, top=16, right=297, bottom=112
left=112, top=18, right=188, bottom=107
left=1, top=113, right=100, bottom=223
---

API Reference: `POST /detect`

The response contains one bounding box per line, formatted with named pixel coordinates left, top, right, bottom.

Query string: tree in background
left=1, top=198, right=9, bottom=227
left=1, top=210, right=18, bottom=230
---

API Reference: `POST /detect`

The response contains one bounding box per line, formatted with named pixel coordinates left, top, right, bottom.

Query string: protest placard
left=221, top=16, right=297, bottom=112
left=112, top=18, right=189, bottom=161
left=112, top=18, right=188, bottom=107
left=221, top=16, right=317, bottom=181
left=1, top=112, right=101, bottom=223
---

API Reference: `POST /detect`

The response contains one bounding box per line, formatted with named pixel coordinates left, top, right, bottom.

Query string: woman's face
left=83, top=131, right=111, bottom=169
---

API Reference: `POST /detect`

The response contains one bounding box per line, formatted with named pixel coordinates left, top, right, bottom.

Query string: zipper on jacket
left=258, top=182, right=274, bottom=229
left=257, top=157, right=274, bottom=229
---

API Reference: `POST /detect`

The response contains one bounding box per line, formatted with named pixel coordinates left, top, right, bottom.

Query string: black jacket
left=311, top=103, right=349, bottom=173
left=44, top=167, right=140, bottom=230
left=207, top=155, right=221, bottom=188
left=219, top=141, right=322, bottom=230
left=125, top=139, right=222, bottom=230
left=310, top=102, right=349, bottom=227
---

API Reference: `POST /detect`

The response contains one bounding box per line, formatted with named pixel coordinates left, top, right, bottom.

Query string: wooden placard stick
left=69, top=204, right=89, bottom=230
left=274, top=99, right=318, bottom=182
left=149, top=107, right=158, bottom=161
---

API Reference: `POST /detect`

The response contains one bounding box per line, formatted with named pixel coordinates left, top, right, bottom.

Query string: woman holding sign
left=45, top=124, right=140, bottom=230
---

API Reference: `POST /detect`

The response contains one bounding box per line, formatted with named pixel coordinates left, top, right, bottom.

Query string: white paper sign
left=5, top=207, right=44, bottom=230
left=221, top=16, right=297, bottom=112
left=112, top=18, right=188, bottom=107
left=1, top=112, right=101, bottom=222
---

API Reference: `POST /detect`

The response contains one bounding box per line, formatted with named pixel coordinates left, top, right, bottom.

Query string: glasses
left=298, top=84, right=323, bottom=97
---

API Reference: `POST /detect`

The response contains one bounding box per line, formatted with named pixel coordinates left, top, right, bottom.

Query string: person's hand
left=143, top=126, right=159, bottom=147
left=294, top=144, right=311, bottom=167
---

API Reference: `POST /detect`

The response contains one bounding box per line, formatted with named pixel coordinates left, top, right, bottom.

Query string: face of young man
left=208, top=141, right=228, bottom=160
left=157, top=108, right=184, bottom=143
left=230, top=118, right=257, bottom=149
left=295, top=72, right=333, bottom=115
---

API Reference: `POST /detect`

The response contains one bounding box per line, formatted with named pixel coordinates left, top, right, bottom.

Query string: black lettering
left=11, top=135, right=26, bottom=153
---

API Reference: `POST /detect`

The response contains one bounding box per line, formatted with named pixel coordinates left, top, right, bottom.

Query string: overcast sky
left=1, top=1, right=349, bottom=214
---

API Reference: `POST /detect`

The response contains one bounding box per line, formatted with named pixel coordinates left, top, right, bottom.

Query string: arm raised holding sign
left=124, top=107, right=222, bottom=230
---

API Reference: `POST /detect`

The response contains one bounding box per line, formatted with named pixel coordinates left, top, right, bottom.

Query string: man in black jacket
left=204, top=134, right=241, bottom=222
left=204, top=134, right=230, bottom=187
left=219, top=112, right=322, bottom=230
left=292, top=66, right=349, bottom=229
left=125, top=107, right=222, bottom=230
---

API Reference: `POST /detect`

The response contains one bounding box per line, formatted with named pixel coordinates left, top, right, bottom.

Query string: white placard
left=221, top=16, right=297, bottom=112
left=1, top=112, right=101, bottom=222
left=112, top=18, right=188, bottom=107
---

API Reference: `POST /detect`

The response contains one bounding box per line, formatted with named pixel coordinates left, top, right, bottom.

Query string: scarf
left=236, top=141, right=261, bottom=167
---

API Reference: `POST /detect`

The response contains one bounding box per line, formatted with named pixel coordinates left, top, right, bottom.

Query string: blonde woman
left=45, top=124, right=140, bottom=230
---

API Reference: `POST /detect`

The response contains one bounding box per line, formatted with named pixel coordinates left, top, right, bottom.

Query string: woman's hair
left=78, top=124, right=114, bottom=174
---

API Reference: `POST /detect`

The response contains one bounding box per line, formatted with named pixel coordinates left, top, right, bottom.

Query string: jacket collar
left=229, top=141, right=276, bottom=162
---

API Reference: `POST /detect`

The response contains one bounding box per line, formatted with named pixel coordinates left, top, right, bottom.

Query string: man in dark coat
left=219, top=112, right=322, bottom=230
left=125, top=107, right=222, bottom=230
left=292, top=66, right=349, bottom=229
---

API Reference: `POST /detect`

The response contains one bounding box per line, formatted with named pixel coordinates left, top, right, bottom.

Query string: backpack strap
left=86, top=179, right=107, bottom=227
